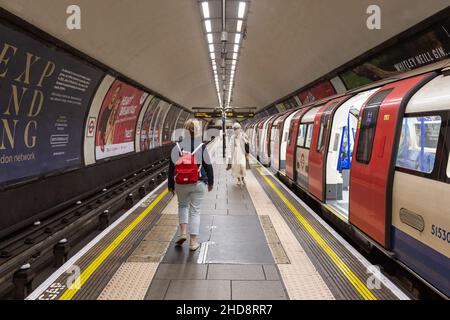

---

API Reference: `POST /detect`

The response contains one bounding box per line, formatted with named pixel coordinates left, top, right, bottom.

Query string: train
left=244, top=60, right=450, bottom=298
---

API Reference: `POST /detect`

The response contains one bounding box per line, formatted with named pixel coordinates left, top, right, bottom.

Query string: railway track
left=0, top=157, right=170, bottom=299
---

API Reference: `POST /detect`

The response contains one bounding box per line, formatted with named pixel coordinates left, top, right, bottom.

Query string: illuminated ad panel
left=162, top=106, right=181, bottom=145
left=0, top=22, right=104, bottom=185
left=95, top=80, right=148, bottom=160
left=139, top=97, right=160, bottom=152
left=341, top=17, right=450, bottom=89
left=297, top=81, right=336, bottom=105
left=151, top=100, right=170, bottom=148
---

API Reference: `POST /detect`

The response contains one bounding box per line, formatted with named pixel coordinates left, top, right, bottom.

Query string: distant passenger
left=168, top=119, right=214, bottom=251
left=228, top=122, right=249, bottom=185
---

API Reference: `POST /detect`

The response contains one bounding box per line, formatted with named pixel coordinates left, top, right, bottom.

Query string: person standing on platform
left=168, top=119, right=214, bottom=251
left=228, top=122, right=249, bottom=186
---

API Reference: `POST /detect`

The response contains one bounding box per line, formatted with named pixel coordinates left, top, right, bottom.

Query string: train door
left=391, top=74, right=450, bottom=297
left=324, top=89, right=379, bottom=220
left=256, top=118, right=267, bottom=160
left=271, top=111, right=291, bottom=171
left=267, top=114, right=283, bottom=167
left=350, top=73, right=435, bottom=248
left=295, top=106, right=321, bottom=190
left=280, top=110, right=300, bottom=174
left=286, top=110, right=305, bottom=181
left=309, top=97, right=350, bottom=201
left=260, top=116, right=275, bottom=165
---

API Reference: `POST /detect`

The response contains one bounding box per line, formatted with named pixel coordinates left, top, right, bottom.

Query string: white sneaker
left=175, top=234, right=187, bottom=246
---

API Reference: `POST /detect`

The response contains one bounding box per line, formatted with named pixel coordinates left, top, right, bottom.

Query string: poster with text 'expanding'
left=95, top=80, right=148, bottom=160
left=0, top=22, right=104, bottom=185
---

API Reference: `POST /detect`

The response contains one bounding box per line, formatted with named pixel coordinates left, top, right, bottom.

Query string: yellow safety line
left=256, top=167, right=377, bottom=300
left=59, top=189, right=169, bottom=300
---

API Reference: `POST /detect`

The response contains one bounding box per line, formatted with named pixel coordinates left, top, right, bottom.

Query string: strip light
left=202, top=2, right=210, bottom=18
left=237, top=20, right=243, bottom=32
left=238, top=2, right=246, bottom=19
left=199, top=1, right=249, bottom=109
left=205, top=20, right=212, bottom=33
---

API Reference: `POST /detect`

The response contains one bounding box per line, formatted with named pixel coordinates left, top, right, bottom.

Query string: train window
left=316, top=115, right=328, bottom=152
left=355, top=105, right=379, bottom=163
left=287, top=121, right=295, bottom=145
left=396, top=115, right=441, bottom=174
left=297, top=124, right=307, bottom=147
left=355, top=89, right=392, bottom=164
left=305, top=123, right=314, bottom=148
left=447, top=151, right=450, bottom=178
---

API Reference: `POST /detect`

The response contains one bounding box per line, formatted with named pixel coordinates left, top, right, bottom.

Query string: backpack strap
left=192, top=143, right=204, bottom=173
left=192, top=143, right=204, bottom=155
left=176, top=142, right=183, bottom=156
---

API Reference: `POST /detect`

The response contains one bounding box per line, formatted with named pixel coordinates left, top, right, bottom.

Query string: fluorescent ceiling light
left=207, top=33, right=213, bottom=44
left=202, top=2, right=210, bottom=18
left=205, top=20, right=212, bottom=32
left=233, top=52, right=238, bottom=60
left=213, top=65, right=217, bottom=70
left=209, top=44, right=214, bottom=52
left=210, top=52, right=215, bottom=59
left=232, top=60, right=237, bottom=66
left=237, top=20, right=243, bottom=32
left=233, top=44, right=239, bottom=53
left=235, top=33, right=241, bottom=44
left=238, top=2, right=246, bottom=19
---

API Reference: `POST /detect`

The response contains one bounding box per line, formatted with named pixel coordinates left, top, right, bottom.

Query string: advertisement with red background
left=95, top=80, right=148, bottom=160
left=297, top=81, right=336, bottom=105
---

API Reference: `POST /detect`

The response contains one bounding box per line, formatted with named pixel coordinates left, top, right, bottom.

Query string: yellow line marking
left=256, top=167, right=377, bottom=300
left=59, top=189, right=169, bottom=300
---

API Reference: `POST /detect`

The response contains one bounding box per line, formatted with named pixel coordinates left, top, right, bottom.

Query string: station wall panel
left=0, top=21, right=104, bottom=186
left=83, top=75, right=115, bottom=166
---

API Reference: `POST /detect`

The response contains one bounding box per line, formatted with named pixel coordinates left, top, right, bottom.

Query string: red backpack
left=174, top=143, right=204, bottom=184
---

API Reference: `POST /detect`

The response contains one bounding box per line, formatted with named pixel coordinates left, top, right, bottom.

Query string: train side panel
left=350, top=74, right=433, bottom=247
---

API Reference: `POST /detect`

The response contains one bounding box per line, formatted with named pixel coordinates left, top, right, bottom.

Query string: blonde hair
left=184, top=118, right=201, bottom=137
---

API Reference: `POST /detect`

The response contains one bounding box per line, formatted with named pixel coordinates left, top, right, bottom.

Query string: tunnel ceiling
left=1, top=0, right=448, bottom=111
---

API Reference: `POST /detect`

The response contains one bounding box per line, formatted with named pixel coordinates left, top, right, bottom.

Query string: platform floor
left=27, top=140, right=410, bottom=300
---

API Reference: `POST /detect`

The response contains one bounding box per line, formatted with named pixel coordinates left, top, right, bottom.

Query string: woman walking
left=168, top=119, right=214, bottom=251
left=228, top=122, right=248, bottom=185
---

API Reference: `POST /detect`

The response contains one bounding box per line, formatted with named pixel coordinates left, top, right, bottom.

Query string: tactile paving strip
left=34, top=188, right=171, bottom=300
left=259, top=216, right=290, bottom=264
left=98, top=262, right=159, bottom=300
left=246, top=169, right=334, bottom=300
left=251, top=164, right=403, bottom=300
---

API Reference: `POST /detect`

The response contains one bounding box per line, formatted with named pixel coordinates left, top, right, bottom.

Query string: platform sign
left=95, top=80, right=148, bottom=160
left=87, top=117, right=96, bottom=137
left=194, top=111, right=222, bottom=118
left=0, top=22, right=104, bottom=185
left=225, top=111, right=255, bottom=118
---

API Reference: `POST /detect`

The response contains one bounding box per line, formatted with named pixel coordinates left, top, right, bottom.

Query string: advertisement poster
left=276, top=103, right=287, bottom=113
left=95, top=80, right=148, bottom=160
left=298, top=81, right=336, bottom=105
left=162, top=106, right=181, bottom=145
left=139, top=97, right=160, bottom=151
left=340, top=17, right=450, bottom=89
left=0, top=23, right=104, bottom=185
left=151, top=100, right=170, bottom=149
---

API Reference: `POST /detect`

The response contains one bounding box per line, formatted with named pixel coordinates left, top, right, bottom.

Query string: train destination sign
left=225, top=111, right=255, bottom=118
left=194, top=111, right=222, bottom=118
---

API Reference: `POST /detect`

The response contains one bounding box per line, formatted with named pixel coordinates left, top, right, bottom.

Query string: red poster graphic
left=298, top=81, right=336, bottom=105
left=95, top=80, right=148, bottom=160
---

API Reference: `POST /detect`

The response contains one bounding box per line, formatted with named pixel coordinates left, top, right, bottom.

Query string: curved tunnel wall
left=0, top=18, right=194, bottom=238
